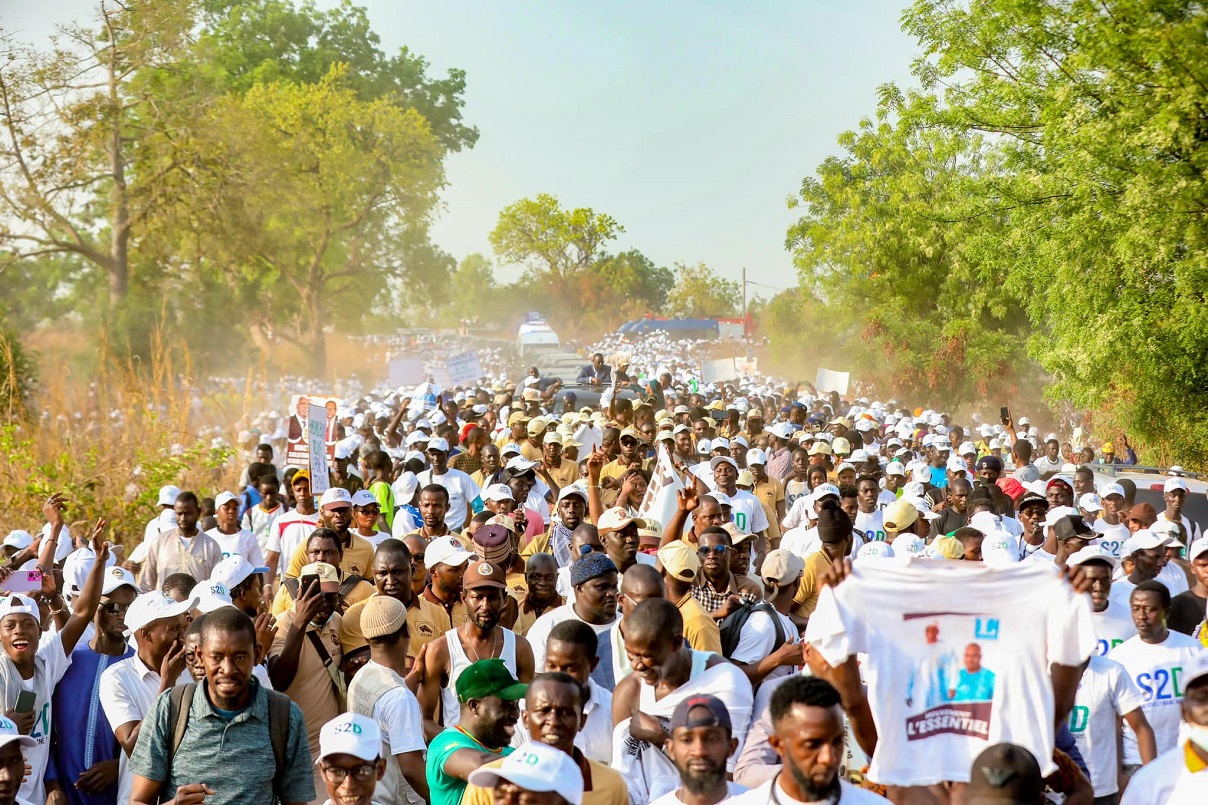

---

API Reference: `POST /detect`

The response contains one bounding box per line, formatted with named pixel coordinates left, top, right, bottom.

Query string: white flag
left=638, top=444, right=686, bottom=532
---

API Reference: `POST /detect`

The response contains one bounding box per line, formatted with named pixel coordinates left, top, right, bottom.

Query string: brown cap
left=463, top=560, right=507, bottom=590
left=1126, top=502, right=1158, bottom=527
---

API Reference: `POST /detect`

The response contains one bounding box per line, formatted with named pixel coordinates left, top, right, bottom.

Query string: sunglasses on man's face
left=698, top=544, right=729, bottom=557
left=99, top=600, right=131, bottom=616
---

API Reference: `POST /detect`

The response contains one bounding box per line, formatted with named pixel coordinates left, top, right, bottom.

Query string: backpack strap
left=266, top=690, right=290, bottom=786
left=167, top=683, right=197, bottom=766
left=282, top=577, right=300, bottom=601
left=337, top=573, right=363, bottom=600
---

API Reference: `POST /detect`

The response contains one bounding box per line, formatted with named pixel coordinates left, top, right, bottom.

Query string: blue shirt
left=49, top=642, right=133, bottom=805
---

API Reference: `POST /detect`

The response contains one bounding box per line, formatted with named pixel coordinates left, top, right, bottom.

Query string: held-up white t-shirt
left=1091, top=600, right=1136, bottom=657
left=1068, top=654, right=1145, bottom=797
left=1107, top=630, right=1206, bottom=763
left=804, top=558, right=1095, bottom=786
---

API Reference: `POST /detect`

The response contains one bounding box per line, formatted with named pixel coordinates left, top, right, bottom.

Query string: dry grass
left=0, top=326, right=241, bottom=549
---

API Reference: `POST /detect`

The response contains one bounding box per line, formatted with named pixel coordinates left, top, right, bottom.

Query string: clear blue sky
left=8, top=0, right=918, bottom=294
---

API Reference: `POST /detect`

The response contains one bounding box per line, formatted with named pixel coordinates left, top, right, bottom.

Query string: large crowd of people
left=2, top=345, right=1206, bottom=805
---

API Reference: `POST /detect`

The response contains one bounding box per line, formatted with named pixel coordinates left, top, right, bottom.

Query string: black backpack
left=718, top=600, right=786, bottom=658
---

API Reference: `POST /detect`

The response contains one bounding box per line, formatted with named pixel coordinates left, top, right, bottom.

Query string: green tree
left=665, top=261, right=740, bottom=319
left=489, top=194, right=624, bottom=315
left=159, top=66, right=445, bottom=376
left=786, top=88, right=1032, bottom=406
left=447, top=253, right=498, bottom=320
left=197, top=0, right=477, bottom=153
left=593, top=250, right=674, bottom=314
left=901, top=0, right=1208, bottom=465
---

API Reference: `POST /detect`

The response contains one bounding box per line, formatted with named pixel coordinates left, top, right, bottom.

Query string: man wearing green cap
left=425, top=658, right=527, bottom=805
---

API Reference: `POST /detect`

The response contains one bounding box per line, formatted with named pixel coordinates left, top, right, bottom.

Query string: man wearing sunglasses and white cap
left=101, top=589, right=198, bottom=805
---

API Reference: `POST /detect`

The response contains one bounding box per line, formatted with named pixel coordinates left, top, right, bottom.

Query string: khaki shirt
left=675, top=593, right=723, bottom=655
left=269, top=609, right=344, bottom=758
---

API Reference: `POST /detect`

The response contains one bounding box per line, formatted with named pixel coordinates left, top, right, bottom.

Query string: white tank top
left=637, top=649, right=712, bottom=713
left=441, top=627, right=518, bottom=727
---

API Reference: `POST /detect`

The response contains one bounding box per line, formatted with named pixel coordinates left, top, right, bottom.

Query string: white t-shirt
left=1157, top=511, right=1202, bottom=545
left=241, top=503, right=285, bottom=553
left=877, top=489, right=899, bottom=509
left=365, top=663, right=426, bottom=756
left=264, top=510, right=321, bottom=570
left=1156, top=562, right=1190, bottom=597
left=13, top=630, right=72, bottom=805
left=781, top=527, right=862, bottom=561
left=1120, top=739, right=1208, bottom=804
left=855, top=509, right=886, bottom=543
left=648, top=781, right=748, bottom=805
left=1068, top=654, right=1145, bottom=796
left=205, top=527, right=266, bottom=567
left=726, top=490, right=769, bottom=535
left=525, top=603, right=616, bottom=673
left=1034, top=455, right=1063, bottom=475
left=1091, top=520, right=1129, bottom=558
left=804, top=558, right=1095, bottom=785
left=784, top=480, right=810, bottom=512
left=781, top=497, right=814, bottom=531
left=416, top=468, right=481, bottom=531
left=1091, top=600, right=1136, bottom=657
left=730, top=609, right=798, bottom=682
left=1108, top=630, right=1206, bottom=763
left=727, top=777, right=889, bottom=805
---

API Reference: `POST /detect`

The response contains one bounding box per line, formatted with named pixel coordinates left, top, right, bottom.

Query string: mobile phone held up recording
left=999, top=406, right=1011, bottom=426
left=0, top=570, right=42, bottom=593
left=300, top=574, right=320, bottom=597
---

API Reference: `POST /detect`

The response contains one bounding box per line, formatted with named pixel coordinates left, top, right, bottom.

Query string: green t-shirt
left=426, top=727, right=513, bottom=805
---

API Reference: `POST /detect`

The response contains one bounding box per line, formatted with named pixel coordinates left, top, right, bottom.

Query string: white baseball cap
left=968, top=511, right=1004, bottom=537
left=1120, top=529, right=1170, bottom=556
left=425, top=535, right=472, bottom=568
left=194, top=580, right=234, bottom=613
left=1099, top=482, right=1126, bottom=499
left=64, top=546, right=119, bottom=599
left=350, top=490, right=378, bottom=508
left=1151, top=520, right=1186, bottom=548
left=945, top=456, right=968, bottom=473
left=885, top=461, right=906, bottom=477
left=1182, top=650, right=1208, bottom=691
left=317, top=712, right=382, bottom=763
left=2, top=531, right=33, bottom=551
left=709, top=437, right=730, bottom=452
left=319, top=487, right=353, bottom=509
left=126, top=591, right=198, bottom=633
left=210, top=555, right=270, bottom=591
left=505, top=456, right=540, bottom=474
left=1078, top=493, right=1103, bottom=513
left=1163, top=477, right=1190, bottom=494
left=468, top=742, right=584, bottom=805
left=157, top=485, right=181, bottom=507
left=890, top=533, right=925, bottom=558
left=100, top=565, right=140, bottom=596
left=0, top=716, right=37, bottom=751
left=1188, top=539, right=1208, bottom=563
left=1067, top=545, right=1120, bottom=571
left=483, top=484, right=515, bottom=503
left=810, top=483, right=841, bottom=503
left=768, top=423, right=795, bottom=440
left=746, top=448, right=766, bottom=466
left=1043, top=506, right=1078, bottom=528
left=0, top=594, right=38, bottom=621
left=214, top=491, right=238, bottom=509
left=857, top=541, right=895, bottom=561
left=426, top=437, right=450, bottom=453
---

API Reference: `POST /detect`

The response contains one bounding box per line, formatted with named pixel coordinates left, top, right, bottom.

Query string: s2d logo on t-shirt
left=1135, top=666, right=1185, bottom=702
left=1068, top=704, right=1090, bottom=734
left=974, top=619, right=1000, bottom=641
left=733, top=513, right=747, bottom=531
left=1095, top=637, right=1125, bottom=656
left=864, top=529, right=887, bottom=542
left=30, top=701, right=49, bottom=744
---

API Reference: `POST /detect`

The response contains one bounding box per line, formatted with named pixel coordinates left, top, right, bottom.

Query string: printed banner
left=285, top=394, right=340, bottom=472
left=387, top=356, right=426, bottom=388
left=900, top=612, right=998, bottom=742
left=815, top=367, right=850, bottom=395
left=701, top=357, right=737, bottom=384
left=307, top=400, right=331, bottom=495
left=445, top=350, right=483, bottom=387
left=638, top=444, right=686, bottom=531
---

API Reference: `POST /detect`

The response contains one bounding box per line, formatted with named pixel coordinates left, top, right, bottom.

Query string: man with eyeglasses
left=100, top=589, right=198, bottom=805
left=313, top=713, right=387, bottom=805
left=51, top=565, right=139, bottom=805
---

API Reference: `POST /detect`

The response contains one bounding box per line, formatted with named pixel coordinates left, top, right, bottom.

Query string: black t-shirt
left=930, top=508, right=969, bottom=538
left=1168, top=590, right=1207, bottom=635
